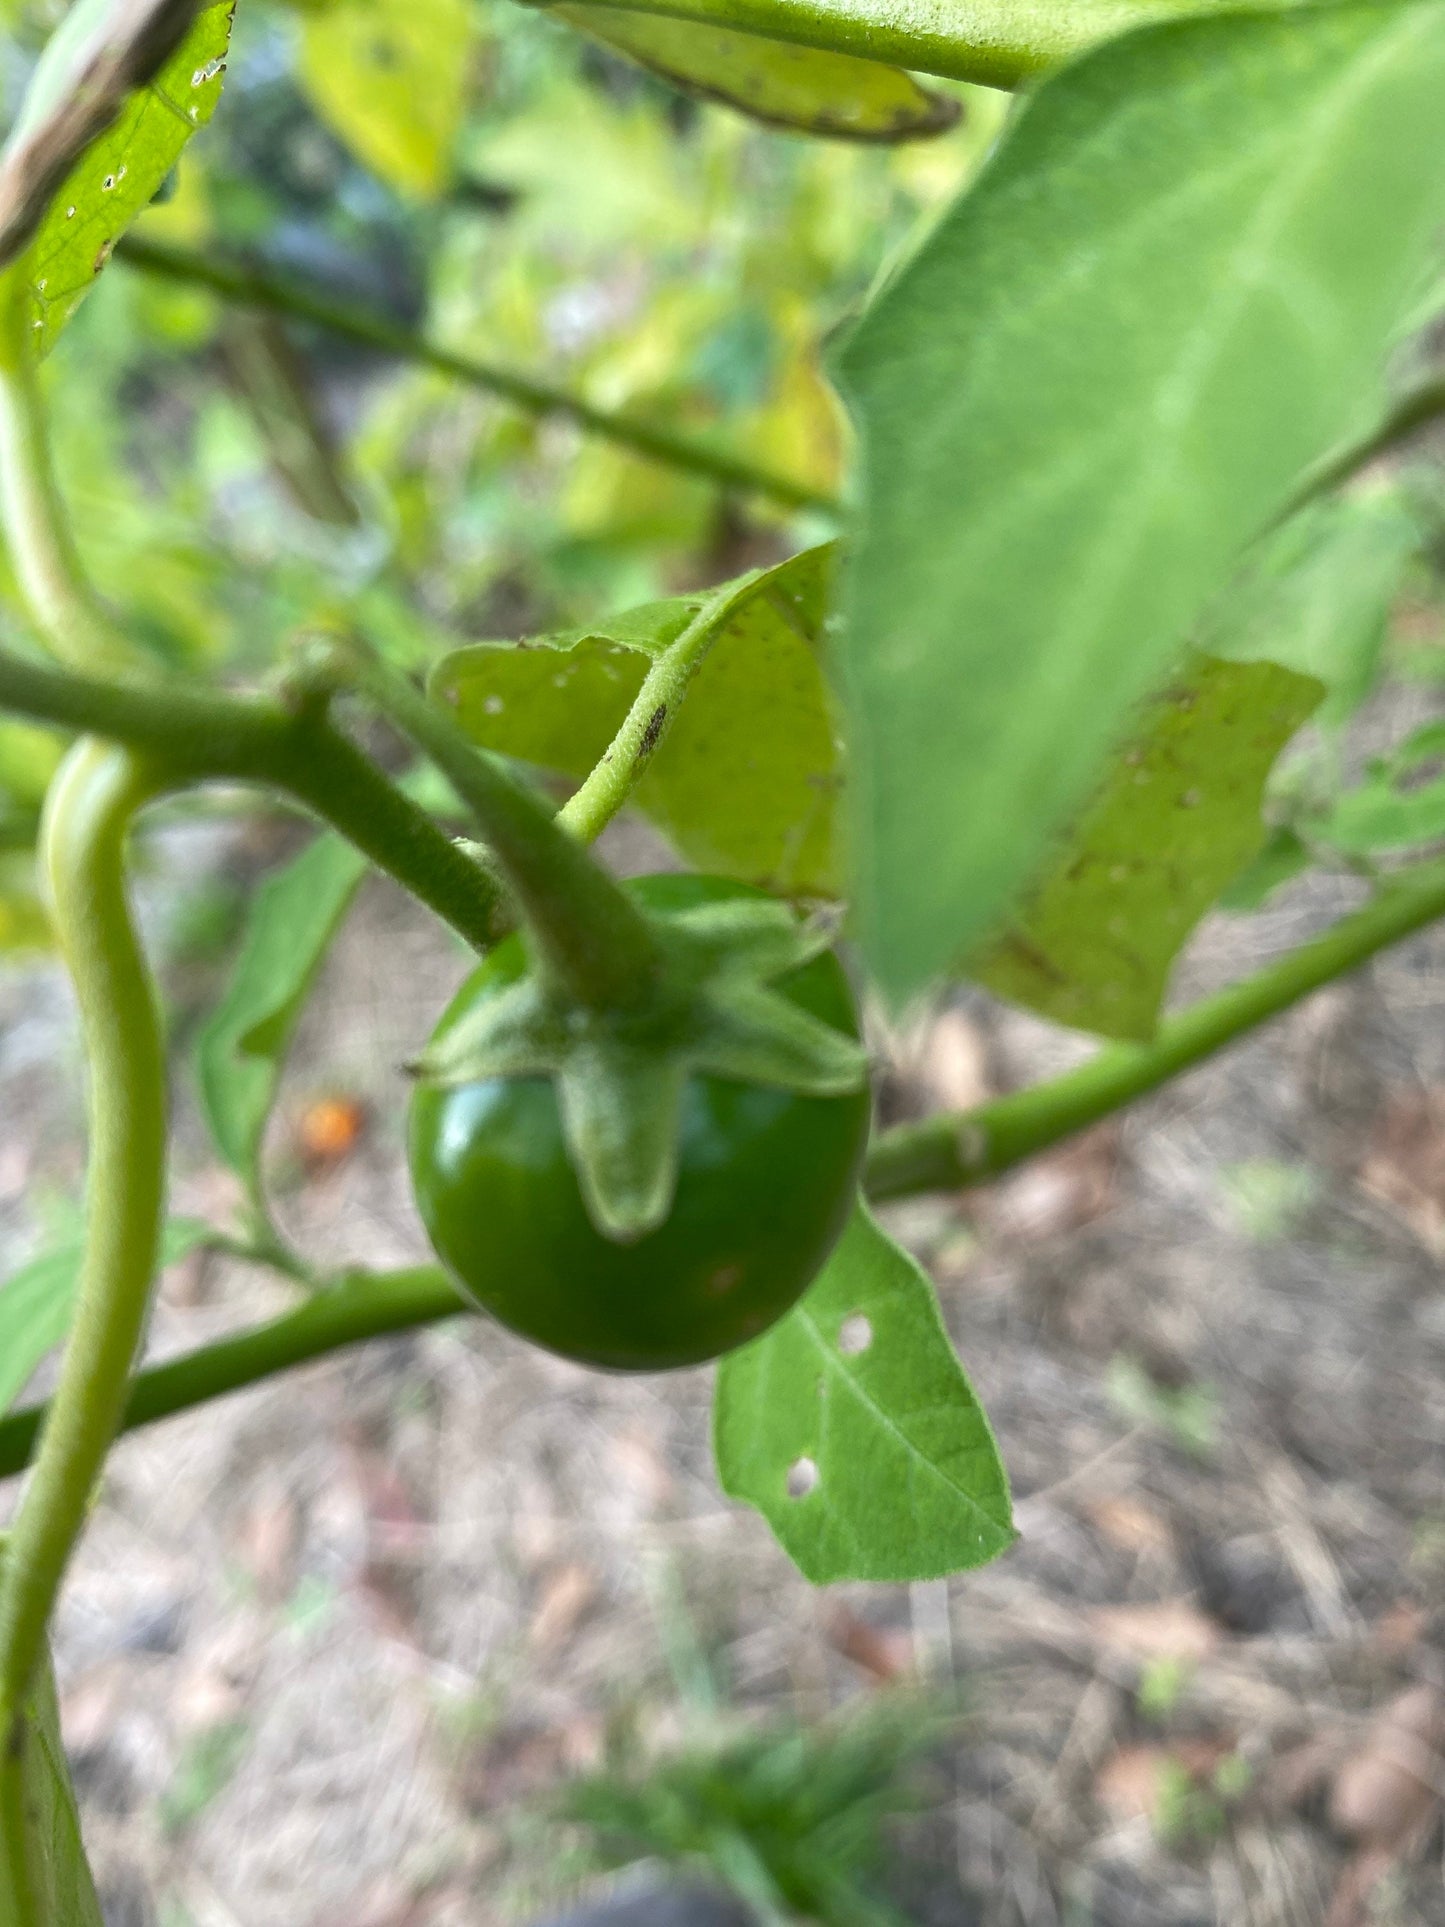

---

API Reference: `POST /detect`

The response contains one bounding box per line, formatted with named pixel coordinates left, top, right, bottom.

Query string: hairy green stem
left=866, top=860, right=1445, bottom=1199
left=523, top=0, right=1257, bottom=87
left=0, top=742, right=164, bottom=1757
left=2, top=862, right=1441, bottom=1482
left=116, top=236, right=837, bottom=516
left=558, top=571, right=761, bottom=844
left=312, top=636, right=663, bottom=1007
left=0, top=642, right=500, bottom=950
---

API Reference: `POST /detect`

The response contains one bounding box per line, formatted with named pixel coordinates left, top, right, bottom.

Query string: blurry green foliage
left=298, top=0, right=476, bottom=198
left=1, top=0, right=1001, bottom=684
left=559, top=1692, right=944, bottom=1926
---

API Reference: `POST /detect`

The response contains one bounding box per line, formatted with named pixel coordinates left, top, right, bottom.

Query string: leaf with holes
left=434, top=545, right=843, bottom=896
left=554, top=7, right=958, bottom=142
left=0, top=1219, right=212, bottom=1416
left=299, top=0, right=474, bottom=199
left=24, top=0, right=232, bottom=353
left=197, top=834, right=366, bottom=1197
left=714, top=1203, right=1014, bottom=1583
left=836, top=1, right=1445, bottom=1002
left=1199, top=490, right=1419, bottom=726
left=972, top=654, right=1322, bottom=1040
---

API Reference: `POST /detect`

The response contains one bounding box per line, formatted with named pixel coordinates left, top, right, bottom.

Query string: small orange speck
left=297, top=1094, right=368, bottom=1166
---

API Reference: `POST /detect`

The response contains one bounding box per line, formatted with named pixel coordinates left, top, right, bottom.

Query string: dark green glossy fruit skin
left=408, top=874, right=871, bottom=1371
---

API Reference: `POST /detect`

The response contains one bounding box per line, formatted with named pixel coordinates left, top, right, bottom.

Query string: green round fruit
left=408, top=873, right=870, bottom=1371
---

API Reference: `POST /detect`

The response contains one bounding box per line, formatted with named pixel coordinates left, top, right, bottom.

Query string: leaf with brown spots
left=972, top=653, right=1322, bottom=1040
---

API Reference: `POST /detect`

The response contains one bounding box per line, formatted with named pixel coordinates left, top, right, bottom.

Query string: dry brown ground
left=2, top=808, right=1444, bottom=1927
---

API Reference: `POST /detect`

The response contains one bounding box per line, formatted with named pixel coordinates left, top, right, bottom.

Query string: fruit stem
left=305, top=633, right=664, bottom=1009
left=559, top=570, right=761, bottom=845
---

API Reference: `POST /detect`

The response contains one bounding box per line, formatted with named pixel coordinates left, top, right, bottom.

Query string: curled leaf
left=553, top=6, right=959, bottom=142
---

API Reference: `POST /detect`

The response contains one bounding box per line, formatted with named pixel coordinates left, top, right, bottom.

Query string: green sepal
left=667, top=895, right=843, bottom=982
left=410, top=888, right=869, bottom=1244
left=557, top=1042, right=685, bottom=1242
left=411, top=974, right=571, bottom=1084
left=691, top=980, right=867, bottom=1094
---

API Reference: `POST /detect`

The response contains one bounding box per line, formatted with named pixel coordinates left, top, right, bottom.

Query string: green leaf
left=714, top=1203, right=1014, bottom=1583
left=1219, top=824, right=1311, bottom=911
left=196, top=834, right=366, bottom=1193
left=25, top=0, right=233, bottom=354
left=0, top=1219, right=211, bottom=1416
left=0, top=720, right=65, bottom=810
left=434, top=545, right=844, bottom=896
left=0, top=851, right=51, bottom=953
left=1315, top=720, right=1445, bottom=855
left=298, top=0, right=474, bottom=199
left=972, top=654, right=1322, bottom=1040
left=553, top=7, right=958, bottom=142
left=835, top=2, right=1445, bottom=1002
left=0, top=1636, right=104, bottom=1926
left=1199, top=491, right=1419, bottom=725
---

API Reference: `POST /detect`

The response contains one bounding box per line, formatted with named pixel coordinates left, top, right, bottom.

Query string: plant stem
left=0, top=742, right=164, bottom=1753
left=0, top=264, right=502, bottom=958
left=0, top=275, right=133, bottom=673
left=866, top=861, right=1445, bottom=1199
left=311, top=636, right=663, bottom=1008
left=0, top=1269, right=465, bottom=1480
left=277, top=712, right=501, bottom=954
left=558, top=570, right=761, bottom=844
left=521, top=0, right=1248, bottom=88
left=3, top=863, right=1441, bottom=1483
left=116, top=236, right=838, bottom=517
left=0, top=641, right=500, bottom=951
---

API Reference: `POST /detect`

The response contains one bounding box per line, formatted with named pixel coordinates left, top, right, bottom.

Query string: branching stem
left=117, top=236, right=838, bottom=516
left=304, top=636, right=663, bottom=1008
left=1, top=861, right=1441, bottom=1483
left=0, top=640, right=501, bottom=950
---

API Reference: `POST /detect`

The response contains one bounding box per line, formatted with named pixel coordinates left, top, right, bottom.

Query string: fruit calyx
left=411, top=890, right=868, bottom=1243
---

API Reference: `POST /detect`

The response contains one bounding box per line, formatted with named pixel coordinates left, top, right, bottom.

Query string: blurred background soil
left=2, top=804, right=1444, bottom=1927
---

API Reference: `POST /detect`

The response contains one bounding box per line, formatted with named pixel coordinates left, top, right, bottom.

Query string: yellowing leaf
left=434, top=546, right=844, bottom=896
left=837, top=2, right=1445, bottom=1001
left=973, top=655, right=1322, bottom=1040
left=555, top=6, right=959, bottom=142
left=299, top=0, right=474, bottom=198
